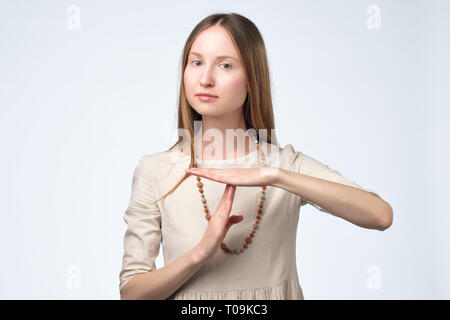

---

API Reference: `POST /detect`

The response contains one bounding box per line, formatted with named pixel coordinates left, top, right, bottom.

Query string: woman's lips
left=197, top=95, right=218, bottom=102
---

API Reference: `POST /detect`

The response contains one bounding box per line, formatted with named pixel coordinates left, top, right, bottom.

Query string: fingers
left=225, top=185, right=236, bottom=213
left=220, top=184, right=235, bottom=205
left=217, top=184, right=236, bottom=219
left=226, top=215, right=244, bottom=230
left=229, top=215, right=243, bottom=224
left=227, top=184, right=236, bottom=201
left=221, top=184, right=230, bottom=201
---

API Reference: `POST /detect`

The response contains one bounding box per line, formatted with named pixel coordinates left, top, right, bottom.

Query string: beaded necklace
left=194, top=137, right=267, bottom=255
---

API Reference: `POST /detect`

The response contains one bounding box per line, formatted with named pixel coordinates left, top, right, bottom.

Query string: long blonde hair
left=154, top=12, right=278, bottom=204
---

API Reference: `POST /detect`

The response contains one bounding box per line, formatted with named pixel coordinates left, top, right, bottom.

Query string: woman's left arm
left=273, top=168, right=393, bottom=231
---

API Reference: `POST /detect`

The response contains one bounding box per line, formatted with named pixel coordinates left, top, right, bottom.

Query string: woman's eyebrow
left=189, top=51, right=239, bottom=62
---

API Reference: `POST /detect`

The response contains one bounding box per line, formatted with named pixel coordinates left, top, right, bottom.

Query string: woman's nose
left=200, top=65, right=215, bottom=86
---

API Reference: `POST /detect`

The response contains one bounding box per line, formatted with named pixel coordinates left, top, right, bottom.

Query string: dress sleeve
left=284, top=144, right=381, bottom=214
left=119, top=156, right=162, bottom=292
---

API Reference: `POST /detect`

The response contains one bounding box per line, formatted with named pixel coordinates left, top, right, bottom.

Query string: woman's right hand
left=194, top=184, right=244, bottom=264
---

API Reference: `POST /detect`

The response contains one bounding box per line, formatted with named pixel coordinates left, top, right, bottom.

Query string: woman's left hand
left=185, top=167, right=280, bottom=187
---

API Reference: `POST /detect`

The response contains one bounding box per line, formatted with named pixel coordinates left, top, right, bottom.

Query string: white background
left=0, top=0, right=448, bottom=299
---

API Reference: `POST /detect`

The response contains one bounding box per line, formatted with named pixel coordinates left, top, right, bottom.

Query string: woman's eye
left=191, top=60, right=231, bottom=69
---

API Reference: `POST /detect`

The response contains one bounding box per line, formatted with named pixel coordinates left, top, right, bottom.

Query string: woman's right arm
left=120, top=183, right=242, bottom=300
left=120, top=245, right=207, bottom=300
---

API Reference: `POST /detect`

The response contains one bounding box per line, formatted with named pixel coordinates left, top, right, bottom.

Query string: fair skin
left=183, top=24, right=256, bottom=161
left=183, top=24, right=393, bottom=231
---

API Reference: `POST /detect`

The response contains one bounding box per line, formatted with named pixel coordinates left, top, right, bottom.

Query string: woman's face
left=184, top=25, right=248, bottom=118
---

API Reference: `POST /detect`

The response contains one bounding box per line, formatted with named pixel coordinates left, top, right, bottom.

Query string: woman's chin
left=193, top=106, right=225, bottom=117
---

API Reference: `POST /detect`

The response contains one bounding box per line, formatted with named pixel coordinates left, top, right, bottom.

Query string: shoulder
left=275, top=143, right=332, bottom=174
left=139, top=149, right=173, bottom=167
left=135, top=146, right=186, bottom=178
left=266, top=142, right=305, bottom=171
left=277, top=143, right=302, bottom=158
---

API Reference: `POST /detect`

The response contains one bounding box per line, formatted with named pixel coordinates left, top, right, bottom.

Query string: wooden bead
left=197, top=182, right=203, bottom=188
left=205, top=214, right=210, bottom=220
left=245, top=237, right=252, bottom=244
left=250, top=233, right=254, bottom=238
left=258, top=208, right=262, bottom=214
left=240, top=248, right=244, bottom=252
left=220, top=243, right=226, bottom=249
left=199, top=188, right=203, bottom=193
left=196, top=176, right=201, bottom=181
left=258, top=203, right=263, bottom=208
left=256, top=215, right=261, bottom=220
left=244, top=244, right=248, bottom=248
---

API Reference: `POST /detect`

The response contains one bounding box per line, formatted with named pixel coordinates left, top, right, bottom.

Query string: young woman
left=119, top=12, right=393, bottom=300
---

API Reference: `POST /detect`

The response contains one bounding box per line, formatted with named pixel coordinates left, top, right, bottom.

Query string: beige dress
left=119, top=140, right=380, bottom=299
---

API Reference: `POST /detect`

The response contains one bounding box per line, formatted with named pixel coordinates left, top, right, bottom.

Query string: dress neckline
left=171, top=140, right=268, bottom=168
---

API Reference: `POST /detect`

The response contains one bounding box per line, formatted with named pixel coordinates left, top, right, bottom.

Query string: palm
left=185, top=167, right=278, bottom=187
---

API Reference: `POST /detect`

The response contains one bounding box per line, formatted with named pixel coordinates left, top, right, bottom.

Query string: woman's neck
left=193, top=130, right=256, bottom=161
